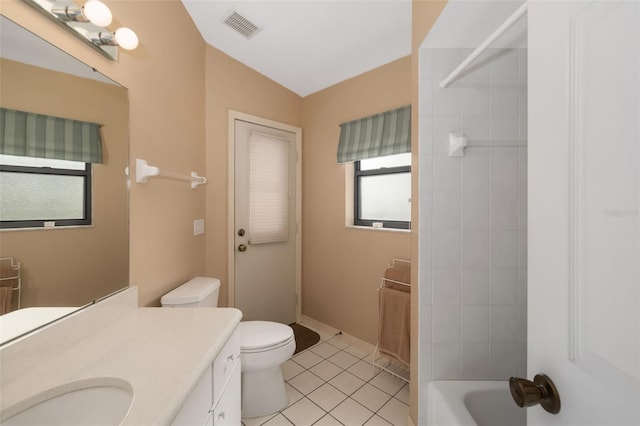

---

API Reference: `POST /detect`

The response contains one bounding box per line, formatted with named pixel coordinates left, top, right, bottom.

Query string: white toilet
left=161, top=277, right=295, bottom=419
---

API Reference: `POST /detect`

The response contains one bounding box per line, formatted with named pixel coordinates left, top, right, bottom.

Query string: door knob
left=238, top=244, right=247, bottom=252
left=509, top=374, right=561, bottom=414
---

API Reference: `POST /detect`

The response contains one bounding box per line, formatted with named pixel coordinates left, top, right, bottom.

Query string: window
left=354, top=153, right=411, bottom=229
left=0, top=154, right=92, bottom=229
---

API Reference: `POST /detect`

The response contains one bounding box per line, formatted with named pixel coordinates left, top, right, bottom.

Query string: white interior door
left=529, top=1, right=639, bottom=425
left=233, top=118, right=299, bottom=324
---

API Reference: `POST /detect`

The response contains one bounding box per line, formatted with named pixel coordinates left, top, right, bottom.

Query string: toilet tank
left=161, top=277, right=220, bottom=308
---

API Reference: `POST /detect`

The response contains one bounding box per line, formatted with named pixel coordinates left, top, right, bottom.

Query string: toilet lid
left=238, top=321, right=294, bottom=351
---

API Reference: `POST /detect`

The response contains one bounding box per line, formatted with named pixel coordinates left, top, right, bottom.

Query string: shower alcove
left=417, top=1, right=528, bottom=423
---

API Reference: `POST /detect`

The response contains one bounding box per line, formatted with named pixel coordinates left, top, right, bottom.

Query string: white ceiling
left=182, top=0, right=412, bottom=97
left=422, top=0, right=527, bottom=49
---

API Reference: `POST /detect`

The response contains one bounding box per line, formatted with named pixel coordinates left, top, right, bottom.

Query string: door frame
left=227, top=110, right=302, bottom=323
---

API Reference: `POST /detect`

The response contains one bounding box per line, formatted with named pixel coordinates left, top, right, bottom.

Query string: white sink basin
left=1, top=378, right=133, bottom=426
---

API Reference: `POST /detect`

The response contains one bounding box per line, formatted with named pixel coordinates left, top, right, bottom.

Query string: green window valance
left=0, top=107, right=102, bottom=163
left=337, top=105, right=411, bottom=164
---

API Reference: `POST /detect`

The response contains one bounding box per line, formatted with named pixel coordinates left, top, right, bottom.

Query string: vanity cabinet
left=172, top=329, right=240, bottom=426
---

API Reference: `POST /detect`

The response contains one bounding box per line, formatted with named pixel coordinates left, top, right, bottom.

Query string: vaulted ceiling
left=181, top=0, right=412, bottom=97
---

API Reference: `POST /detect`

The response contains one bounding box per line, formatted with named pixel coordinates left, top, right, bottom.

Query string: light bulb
left=114, top=27, right=138, bottom=50
left=83, top=0, right=112, bottom=26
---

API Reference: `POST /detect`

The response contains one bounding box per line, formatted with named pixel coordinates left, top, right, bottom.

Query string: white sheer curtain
left=249, top=131, right=289, bottom=245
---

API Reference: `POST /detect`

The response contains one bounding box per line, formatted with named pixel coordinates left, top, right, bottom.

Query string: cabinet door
left=212, top=360, right=241, bottom=426
left=171, top=365, right=213, bottom=426
left=213, top=330, right=240, bottom=406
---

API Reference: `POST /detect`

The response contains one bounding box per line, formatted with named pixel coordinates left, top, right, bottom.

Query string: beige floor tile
left=348, top=360, right=378, bottom=381
left=262, top=414, right=294, bottom=425
left=310, top=342, right=341, bottom=358
left=369, top=371, right=406, bottom=396
left=328, top=371, right=366, bottom=396
left=377, top=397, right=409, bottom=426
left=293, top=350, right=324, bottom=369
left=307, top=383, right=347, bottom=411
left=281, top=398, right=325, bottom=426
left=309, top=360, right=343, bottom=382
left=314, top=414, right=343, bottom=426
left=328, top=351, right=360, bottom=369
left=330, top=398, right=374, bottom=426
left=351, top=383, right=392, bottom=412
left=282, top=359, right=305, bottom=381
left=288, top=370, right=325, bottom=395
left=363, top=414, right=393, bottom=425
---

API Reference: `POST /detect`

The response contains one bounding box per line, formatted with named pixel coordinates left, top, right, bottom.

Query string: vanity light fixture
left=22, top=0, right=139, bottom=59
left=91, top=28, right=139, bottom=51
left=51, top=0, right=113, bottom=27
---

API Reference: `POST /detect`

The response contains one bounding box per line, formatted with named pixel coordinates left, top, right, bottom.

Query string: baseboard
left=299, top=315, right=377, bottom=356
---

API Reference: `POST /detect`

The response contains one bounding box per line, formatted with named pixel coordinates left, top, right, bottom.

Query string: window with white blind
left=248, top=132, right=289, bottom=244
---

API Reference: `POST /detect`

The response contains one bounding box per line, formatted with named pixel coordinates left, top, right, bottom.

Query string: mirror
left=0, top=15, right=129, bottom=343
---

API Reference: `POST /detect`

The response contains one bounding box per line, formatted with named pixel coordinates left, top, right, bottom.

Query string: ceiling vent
left=223, top=10, right=261, bottom=39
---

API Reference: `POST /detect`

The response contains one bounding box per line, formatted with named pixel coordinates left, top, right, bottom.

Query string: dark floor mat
left=289, top=323, right=321, bottom=354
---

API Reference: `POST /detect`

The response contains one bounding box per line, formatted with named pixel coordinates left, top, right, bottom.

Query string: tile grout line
left=292, top=340, right=408, bottom=424
left=245, top=334, right=408, bottom=426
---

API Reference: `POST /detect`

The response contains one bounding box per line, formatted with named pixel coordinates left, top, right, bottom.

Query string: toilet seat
left=238, top=321, right=294, bottom=353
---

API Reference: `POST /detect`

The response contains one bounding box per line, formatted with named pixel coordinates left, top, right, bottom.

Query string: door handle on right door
left=238, top=244, right=247, bottom=252
left=509, top=374, right=561, bottom=414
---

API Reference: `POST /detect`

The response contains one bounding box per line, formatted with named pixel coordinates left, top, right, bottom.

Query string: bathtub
left=427, top=380, right=526, bottom=426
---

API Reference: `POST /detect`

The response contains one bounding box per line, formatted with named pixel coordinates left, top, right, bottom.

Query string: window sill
left=345, top=225, right=410, bottom=234
left=1, top=224, right=94, bottom=232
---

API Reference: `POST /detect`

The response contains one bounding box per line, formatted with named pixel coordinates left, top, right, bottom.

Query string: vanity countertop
left=0, top=306, right=242, bottom=425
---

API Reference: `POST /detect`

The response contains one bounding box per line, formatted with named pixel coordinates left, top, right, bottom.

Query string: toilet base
left=241, top=366, right=289, bottom=418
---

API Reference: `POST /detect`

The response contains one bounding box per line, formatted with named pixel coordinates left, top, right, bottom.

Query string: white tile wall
left=461, top=267, right=489, bottom=305
left=433, top=268, right=461, bottom=305
left=460, top=342, right=490, bottom=379
left=419, top=46, right=528, bottom=393
left=461, top=191, right=490, bottom=230
left=461, top=230, right=490, bottom=268
left=460, top=305, right=489, bottom=342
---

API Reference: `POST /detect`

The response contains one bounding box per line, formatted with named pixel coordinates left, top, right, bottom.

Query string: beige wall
left=0, top=58, right=128, bottom=307
left=1, top=0, right=208, bottom=307
left=300, top=56, right=412, bottom=345
left=0, top=4, right=450, bottom=420
left=204, top=46, right=302, bottom=306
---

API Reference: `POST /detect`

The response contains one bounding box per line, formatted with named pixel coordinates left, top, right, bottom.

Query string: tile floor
left=241, top=328, right=409, bottom=426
